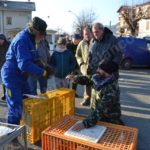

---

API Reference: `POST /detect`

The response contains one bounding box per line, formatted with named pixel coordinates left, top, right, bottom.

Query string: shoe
left=81, top=99, right=90, bottom=106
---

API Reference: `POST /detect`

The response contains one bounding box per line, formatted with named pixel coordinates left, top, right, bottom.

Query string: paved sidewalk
left=0, top=69, right=150, bottom=150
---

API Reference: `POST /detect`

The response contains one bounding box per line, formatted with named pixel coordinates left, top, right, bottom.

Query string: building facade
left=46, top=29, right=57, bottom=51
left=117, top=2, right=150, bottom=37
left=0, top=1, right=35, bottom=38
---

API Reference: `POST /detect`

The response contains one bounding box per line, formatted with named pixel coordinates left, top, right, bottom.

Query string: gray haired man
left=88, top=22, right=122, bottom=76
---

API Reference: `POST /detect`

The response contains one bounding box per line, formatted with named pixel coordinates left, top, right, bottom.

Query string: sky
left=10, top=0, right=142, bottom=33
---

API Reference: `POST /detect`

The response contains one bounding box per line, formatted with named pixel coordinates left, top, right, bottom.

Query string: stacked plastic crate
left=21, top=88, right=75, bottom=144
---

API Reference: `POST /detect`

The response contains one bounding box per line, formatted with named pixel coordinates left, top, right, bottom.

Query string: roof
left=136, top=1, right=150, bottom=7
left=118, top=2, right=150, bottom=13
left=0, top=1, right=35, bottom=11
left=47, top=29, right=57, bottom=34
left=117, top=6, right=132, bottom=13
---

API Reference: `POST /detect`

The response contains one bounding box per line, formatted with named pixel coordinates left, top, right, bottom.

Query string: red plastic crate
left=42, top=115, right=138, bottom=150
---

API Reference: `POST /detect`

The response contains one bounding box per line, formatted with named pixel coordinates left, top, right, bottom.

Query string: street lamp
left=68, top=10, right=79, bottom=20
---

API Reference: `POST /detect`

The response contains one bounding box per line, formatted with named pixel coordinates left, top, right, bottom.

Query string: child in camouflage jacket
left=66, top=60, right=124, bottom=131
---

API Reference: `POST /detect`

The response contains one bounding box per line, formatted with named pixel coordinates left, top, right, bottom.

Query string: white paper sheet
left=64, top=121, right=107, bottom=143
left=23, top=94, right=47, bottom=99
left=0, top=126, right=14, bottom=138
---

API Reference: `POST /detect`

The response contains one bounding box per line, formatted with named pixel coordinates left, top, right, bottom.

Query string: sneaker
left=81, top=99, right=90, bottom=106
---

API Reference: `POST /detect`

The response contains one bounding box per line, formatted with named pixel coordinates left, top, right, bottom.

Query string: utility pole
left=131, top=0, right=134, bottom=21
left=109, top=20, right=111, bottom=29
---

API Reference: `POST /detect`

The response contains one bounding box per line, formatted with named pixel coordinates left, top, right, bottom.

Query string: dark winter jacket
left=67, top=42, right=79, bottom=71
left=88, top=27, right=122, bottom=74
left=67, top=42, right=78, bottom=55
left=0, top=40, right=10, bottom=70
left=37, top=38, right=51, bottom=66
left=50, top=49, right=76, bottom=78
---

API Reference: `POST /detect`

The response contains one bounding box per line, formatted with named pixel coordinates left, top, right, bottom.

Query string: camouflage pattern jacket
left=74, top=74, right=121, bottom=128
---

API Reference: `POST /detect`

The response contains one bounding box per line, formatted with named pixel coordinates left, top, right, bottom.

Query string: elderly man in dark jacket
left=0, top=34, right=10, bottom=100
left=88, top=22, right=122, bottom=76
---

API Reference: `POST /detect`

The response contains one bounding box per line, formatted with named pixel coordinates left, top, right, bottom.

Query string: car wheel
left=121, top=58, right=132, bottom=70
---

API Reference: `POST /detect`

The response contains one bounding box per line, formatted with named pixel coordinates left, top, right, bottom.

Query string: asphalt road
left=0, top=68, right=150, bottom=150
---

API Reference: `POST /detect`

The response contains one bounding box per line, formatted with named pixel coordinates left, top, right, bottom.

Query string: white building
left=138, top=19, right=150, bottom=37
left=46, top=29, right=57, bottom=51
left=138, top=2, right=150, bottom=37
left=117, top=2, right=150, bottom=37
left=0, top=1, right=35, bottom=38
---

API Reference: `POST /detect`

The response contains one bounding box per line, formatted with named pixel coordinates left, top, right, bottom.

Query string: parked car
left=118, top=37, right=150, bottom=69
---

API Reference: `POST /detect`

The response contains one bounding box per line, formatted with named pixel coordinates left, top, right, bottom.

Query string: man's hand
left=34, top=59, right=45, bottom=68
left=72, top=122, right=85, bottom=132
left=45, top=65, right=55, bottom=76
left=66, top=75, right=76, bottom=81
left=43, top=65, right=55, bottom=79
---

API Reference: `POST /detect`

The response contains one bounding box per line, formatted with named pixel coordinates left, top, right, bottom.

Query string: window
left=6, top=17, right=12, bottom=25
left=147, top=6, right=150, bottom=17
left=46, top=34, right=52, bottom=43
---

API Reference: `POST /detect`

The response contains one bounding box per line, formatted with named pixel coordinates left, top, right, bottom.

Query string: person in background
left=67, top=34, right=81, bottom=55
left=67, top=34, right=82, bottom=97
left=0, top=34, right=10, bottom=100
left=1, top=17, right=53, bottom=125
left=75, top=27, right=93, bottom=106
left=50, top=37, right=76, bottom=88
left=85, top=22, right=123, bottom=111
left=66, top=60, right=124, bottom=131
left=28, top=36, right=51, bottom=95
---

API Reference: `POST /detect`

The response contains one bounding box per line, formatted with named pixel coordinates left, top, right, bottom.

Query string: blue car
left=118, top=37, right=150, bottom=69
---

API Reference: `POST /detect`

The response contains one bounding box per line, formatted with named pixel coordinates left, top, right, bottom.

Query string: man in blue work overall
left=1, top=17, right=53, bottom=125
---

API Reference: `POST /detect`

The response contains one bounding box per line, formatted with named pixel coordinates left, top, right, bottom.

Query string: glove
left=87, top=67, right=91, bottom=75
left=91, top=74, right=103, bottom=91
left=34, top=59, right=45, bottom=68
left=43, top=65, right=55, bottom=78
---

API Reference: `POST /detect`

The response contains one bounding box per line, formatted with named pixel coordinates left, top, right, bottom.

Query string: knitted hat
left=72, top=33, right=81, bottom=39
left=98, top=60, right=119, bottom=74
left=29, top=17, right=47, bottom=34
left=0, top=34, right=6, bottom=40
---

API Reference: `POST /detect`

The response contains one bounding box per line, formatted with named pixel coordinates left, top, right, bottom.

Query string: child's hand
left=72, top=122, right=85, bottom=132
left=66, top=75, right=76, bottom=81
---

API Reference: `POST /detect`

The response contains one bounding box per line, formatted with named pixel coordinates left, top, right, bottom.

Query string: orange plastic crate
left=42, top=115, right=138, bottom=150
left=22, top=88, right=75, bottom=144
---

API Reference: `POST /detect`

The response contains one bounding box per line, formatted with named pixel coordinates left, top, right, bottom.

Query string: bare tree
left=72, top=9, right=97, bottom=35
left=121, top=6, right=149, bottom=36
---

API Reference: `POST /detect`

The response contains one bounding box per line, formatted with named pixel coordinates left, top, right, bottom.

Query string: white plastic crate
left=0, top=122, right=27, bottom=150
